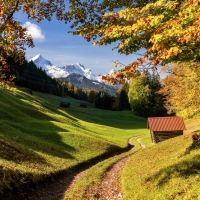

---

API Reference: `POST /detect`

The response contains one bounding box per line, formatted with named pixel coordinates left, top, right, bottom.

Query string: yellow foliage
left=0, top=0, right=65, bottom=87
left=112, top=62, right=118, bottom=68
left=160, top=63, right=200, bottom=118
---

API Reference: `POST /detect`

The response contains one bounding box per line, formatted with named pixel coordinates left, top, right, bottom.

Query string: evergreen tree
left=94, top=91, right=101, bottom=108
left=128, top=71, right=167, bottom=118
left=88, top=90, right=96, bottom=103
left=113, top=82, right=130, bottom=110
left=94, top=91, right=114, bottom=110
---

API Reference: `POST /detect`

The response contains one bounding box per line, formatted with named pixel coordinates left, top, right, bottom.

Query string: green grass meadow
left=0, top=87, right=149, bottom=198
left=121, top=135, right=200, bottom=200
left=1, top=87, right=200, bottom=200
left=121, top=116, right=200, bottom=200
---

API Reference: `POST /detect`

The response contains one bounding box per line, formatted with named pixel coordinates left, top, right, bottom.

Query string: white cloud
left=23, top=21, right=45, bottom=41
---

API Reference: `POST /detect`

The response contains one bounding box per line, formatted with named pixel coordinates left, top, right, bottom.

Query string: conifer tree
left=128, top=70, right=167, bottom=117
left=112, top=82, right=130, bottom=110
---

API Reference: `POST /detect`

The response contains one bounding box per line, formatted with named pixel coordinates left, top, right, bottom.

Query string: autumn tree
left=67, top=82, right=74, bottom=97
left=69, top=0, right=200, bottom=83
left=2, top=0, right=200, bottom=87
left=0, top=0, right=65, bottom=87
left=159, top=63, right=200, bottom=118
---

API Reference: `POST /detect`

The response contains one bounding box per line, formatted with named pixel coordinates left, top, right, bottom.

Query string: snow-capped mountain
left=28, top=54, right=118, bottom=95
left=28, top=54, right=100, bottom=81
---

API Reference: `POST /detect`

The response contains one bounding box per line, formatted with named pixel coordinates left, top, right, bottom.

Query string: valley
left=0, top=88, right=200, bottom=200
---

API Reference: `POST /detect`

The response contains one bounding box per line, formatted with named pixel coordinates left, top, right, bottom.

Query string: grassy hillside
left=121, top=117, right=200, bottom=200
left=0, top=87, right=149, bottom=198
left=62, top=115, right=200, bottom=200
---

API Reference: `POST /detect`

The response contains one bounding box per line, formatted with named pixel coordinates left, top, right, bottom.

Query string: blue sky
left=15, top=12, right=138, bottom=76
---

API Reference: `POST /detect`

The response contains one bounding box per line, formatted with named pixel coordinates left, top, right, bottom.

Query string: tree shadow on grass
left=11, top=89, right=147, bottom=130
left=0, top=139, right=47, bottom=164
left=0, top=121, right=76, bottom=163
left=0, top=89, right=94, bottom=163
left=145, top=153, right=200, bottom=187
left=66, top=108, right=148, bottom=130
left=183, top=137, right=200, bottom=156
left=11, top=91, right=80, bottom=125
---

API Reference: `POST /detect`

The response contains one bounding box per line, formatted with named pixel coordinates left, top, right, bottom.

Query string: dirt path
left=83, top=137, right=140, bottom=199
left=136, top=138, right=146, bottom=148
left=84, top=157, right=129, bottom=200
left=14, top=137, right=139, bottom=200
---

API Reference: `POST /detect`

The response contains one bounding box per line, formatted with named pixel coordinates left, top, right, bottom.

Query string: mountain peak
left=33, top=54, right=42, bottom=59
left=28, top=54, right=53, bottom=71
left=30, top=54, right=45, bottom=62
left=28, top=54, right=98, bottom=81
left=27, top=54, right=118, bottom=94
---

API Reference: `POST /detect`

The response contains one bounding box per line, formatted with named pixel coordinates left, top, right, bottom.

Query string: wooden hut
left=80, top=102, right=88, bottom=108
left=60, top=102, right=70, bottom=108
left=147, top=116, right=186, bottom=143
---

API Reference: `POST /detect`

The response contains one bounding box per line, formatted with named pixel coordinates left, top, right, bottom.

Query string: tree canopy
left=0, top=0, right=65, bottom=87
left=69, top=0, right=200, bottom=83
left=128, top=70, right=167, bottom=117
left=1, top=0, right=200, bottom=86
left=112, top=82, right=130, bottom=110
left=0, top=0, right=156, bottom=86
left=159, top=62, right=200, bottom=118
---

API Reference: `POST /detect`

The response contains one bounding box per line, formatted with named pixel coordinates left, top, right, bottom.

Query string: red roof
left=147, top=117, right=186, bottom=131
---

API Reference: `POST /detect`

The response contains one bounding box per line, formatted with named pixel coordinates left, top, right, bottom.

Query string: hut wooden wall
left=151, top=130, right=183, bottom=143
